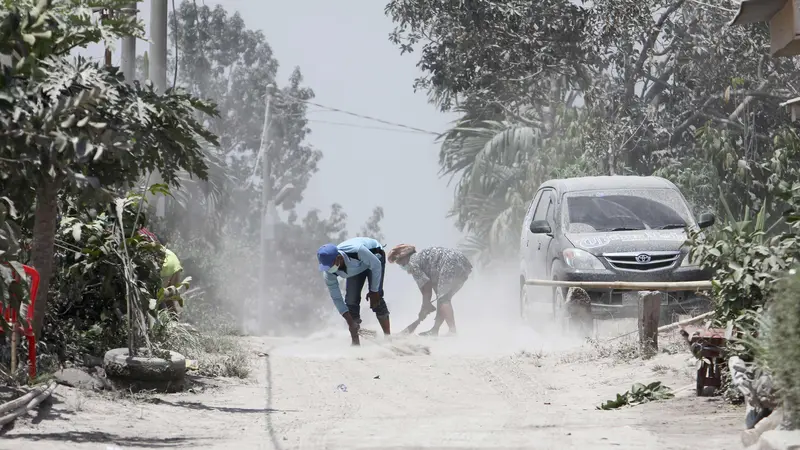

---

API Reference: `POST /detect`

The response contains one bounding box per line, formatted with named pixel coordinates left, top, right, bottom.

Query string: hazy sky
left=80, top=0, right=462, bottom=251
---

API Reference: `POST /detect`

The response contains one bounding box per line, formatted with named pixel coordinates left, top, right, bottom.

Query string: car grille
left=602, top=251, right=680, bottom=271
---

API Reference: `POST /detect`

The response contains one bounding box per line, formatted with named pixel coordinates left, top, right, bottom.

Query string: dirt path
left=2, top=327, right=743, bottom=449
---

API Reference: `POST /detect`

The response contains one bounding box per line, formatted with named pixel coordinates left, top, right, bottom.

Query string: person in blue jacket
left=317, top=237, right=390, bottom=346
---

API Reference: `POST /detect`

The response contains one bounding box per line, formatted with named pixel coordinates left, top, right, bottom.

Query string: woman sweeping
left=387, top=245, right=473, bottom=336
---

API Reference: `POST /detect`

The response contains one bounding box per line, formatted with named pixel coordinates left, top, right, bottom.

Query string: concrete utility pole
left=259, top=84, right=276, bottom=327
left=101, top=9, right=113, bottom=67
left=149, top=0, right=168, bottom=218
left=120, top=3, right=137, bottom=84
left=149, top=0, right=168, bottom=91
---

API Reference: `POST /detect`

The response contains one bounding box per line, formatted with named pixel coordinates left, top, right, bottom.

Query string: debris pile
left=729, top=356, right=780, bottom=429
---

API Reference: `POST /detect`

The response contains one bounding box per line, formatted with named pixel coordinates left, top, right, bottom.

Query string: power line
left=278, top=92, right=441, bottom=136
left=306, top=118, right=437, bottom=135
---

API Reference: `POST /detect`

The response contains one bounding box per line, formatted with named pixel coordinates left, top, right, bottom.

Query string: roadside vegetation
left=0, top=0, right=797, bottom=433
left=0, top=0, right=385, bottom=387
left=386, top=0, right=800, bottom=428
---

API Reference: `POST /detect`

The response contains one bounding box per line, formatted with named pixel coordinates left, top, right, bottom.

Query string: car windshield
left=562, top=188, right=694, bottom=233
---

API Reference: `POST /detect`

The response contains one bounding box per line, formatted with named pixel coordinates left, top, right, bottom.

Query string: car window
left=521, top=192, right=541, bottom=241
left=532, top=190, right=553, bottom=223
left=562, top=188, right=693, bottom=233
left=524, top=193, right=539, bottom=226
left=546, top=194, right=556, bottom=225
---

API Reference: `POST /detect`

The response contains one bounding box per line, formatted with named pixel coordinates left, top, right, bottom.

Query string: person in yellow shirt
left=156, top=234, right=184, bottom=314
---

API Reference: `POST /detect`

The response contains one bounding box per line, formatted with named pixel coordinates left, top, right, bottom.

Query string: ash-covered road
left=4, top=329, right=742, bottom=450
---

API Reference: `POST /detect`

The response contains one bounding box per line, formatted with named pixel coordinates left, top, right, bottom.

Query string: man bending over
left=317, top=237, right=390, bottom=346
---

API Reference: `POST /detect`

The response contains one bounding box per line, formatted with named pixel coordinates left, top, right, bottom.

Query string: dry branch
left=623, top=0, right=688, bottom=103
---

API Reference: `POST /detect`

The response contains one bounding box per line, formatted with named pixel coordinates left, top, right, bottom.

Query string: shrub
left=766, top=271, right=800, bottom=429
left=41, top=195, right=164, bottom=363
left=150, top=310, right=249, bottom=379
left=689, top=207, right=797, bottom=351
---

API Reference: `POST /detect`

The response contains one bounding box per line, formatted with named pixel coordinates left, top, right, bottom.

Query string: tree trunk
left=30, top=177, right=62, bottom=339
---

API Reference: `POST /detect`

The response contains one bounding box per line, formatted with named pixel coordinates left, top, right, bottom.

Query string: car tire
left=103, top=348, right=186, bottom=393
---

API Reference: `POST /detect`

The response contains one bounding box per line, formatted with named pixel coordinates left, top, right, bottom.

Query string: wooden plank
left=639, top=292, right=661, bottom=357
left=524, top=279, right=712, bottom=291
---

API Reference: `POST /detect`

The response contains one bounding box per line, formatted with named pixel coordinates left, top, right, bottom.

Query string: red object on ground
left=138, top=226, right=158, bottom=243
left=0, top=264, right=40, bottom=379
left=680, top=325, right=727, bottom=397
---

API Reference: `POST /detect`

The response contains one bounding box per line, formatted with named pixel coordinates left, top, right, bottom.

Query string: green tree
left=385, top=0, right=592, bottom=110
left=359, top=207, right=385, bottom=243
left=387, top=0, right=800, bottom=261
left=168, top=1, right=321, bottom=239
left=164, top=1, right=384, bottom=334
left=0, top=0, right=218, bottom=336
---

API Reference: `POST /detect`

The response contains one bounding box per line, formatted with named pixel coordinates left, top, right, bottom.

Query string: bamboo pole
left=658, top=311, right=714, bottom=332
left=0, top=383, right=50, bottom=416
left=0, top=382, right=56, bottom=426
left=524, top=279, right=712, bottom=291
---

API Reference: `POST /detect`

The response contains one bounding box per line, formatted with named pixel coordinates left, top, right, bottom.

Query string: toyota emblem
left=635, top=253, right=652, bottom=263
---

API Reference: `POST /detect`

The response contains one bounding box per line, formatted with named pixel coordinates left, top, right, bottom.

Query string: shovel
left=402, top=318, right=423, bottom=334
left=400, top=302, right=436, bottom=334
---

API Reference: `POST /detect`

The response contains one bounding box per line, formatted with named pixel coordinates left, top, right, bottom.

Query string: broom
left=402, top=300, right=437, bottom=334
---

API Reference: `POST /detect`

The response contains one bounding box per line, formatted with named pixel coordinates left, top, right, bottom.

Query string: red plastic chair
left=0, top=265, right=39, bottom=378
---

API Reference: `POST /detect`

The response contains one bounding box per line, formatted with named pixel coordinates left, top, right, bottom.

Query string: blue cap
left=317, top=243, right=339, bottom=272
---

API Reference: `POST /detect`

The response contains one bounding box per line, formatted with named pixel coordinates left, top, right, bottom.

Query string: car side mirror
left=697, top=212, right=715, bottom=229
left=529, top=220, right=552, bottom=234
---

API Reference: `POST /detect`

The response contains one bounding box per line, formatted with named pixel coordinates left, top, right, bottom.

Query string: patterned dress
left=405, top=247, right=473, bottom=300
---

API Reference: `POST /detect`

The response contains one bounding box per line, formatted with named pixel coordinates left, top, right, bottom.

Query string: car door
left=526, top=189, right=554, bottom=300
left=529, top=189, right=554, bottom=278
left=521, top=191, right=541, bottom=276
left=543, top=190, right=558, bottom=278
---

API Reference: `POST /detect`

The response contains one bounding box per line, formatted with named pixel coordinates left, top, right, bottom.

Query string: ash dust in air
left=268, top=259, right=618, bottom=360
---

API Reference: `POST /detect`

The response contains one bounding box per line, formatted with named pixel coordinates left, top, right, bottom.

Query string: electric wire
left=277, top=92, right=440, bottom=136
left=306, top=119, right=437, bottom=134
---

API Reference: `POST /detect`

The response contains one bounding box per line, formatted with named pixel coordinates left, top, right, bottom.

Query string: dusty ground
left=1, top=318, right=743, bottom=450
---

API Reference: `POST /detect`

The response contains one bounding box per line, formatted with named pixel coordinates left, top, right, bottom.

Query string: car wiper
left=609, top=227, right=644, bottom=231
left=657, top=224, right=687, bottom=230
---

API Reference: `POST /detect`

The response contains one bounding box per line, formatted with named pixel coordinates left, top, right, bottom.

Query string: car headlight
left=563, top=248, right=605, bottom=270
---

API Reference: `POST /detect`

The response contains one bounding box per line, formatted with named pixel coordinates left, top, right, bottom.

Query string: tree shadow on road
left=1, top=431, right=201, bottom=447
left=150, top=397, right=295, bottom=415
left=30, top=395, right=74, bottom=424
